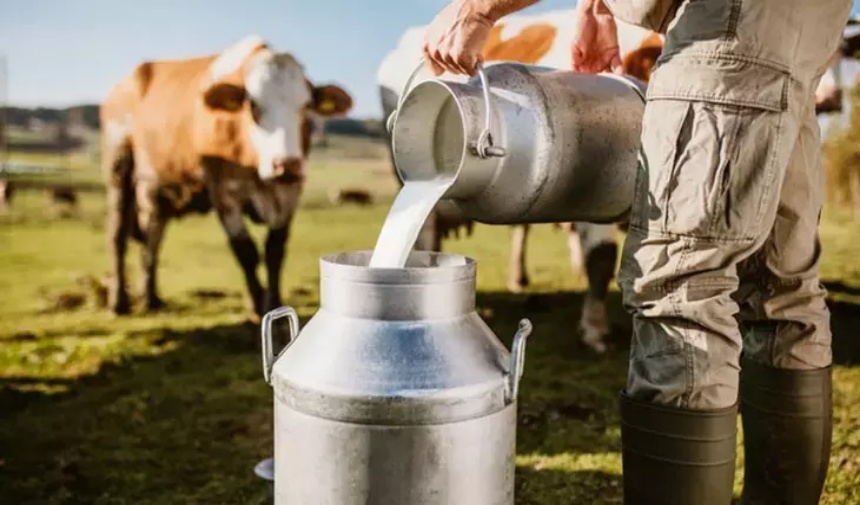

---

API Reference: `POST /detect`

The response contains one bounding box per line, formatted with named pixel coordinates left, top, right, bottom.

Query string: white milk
left=368, top=178, right=451, bottom=268
left=370, top=93, right=464, bottom=268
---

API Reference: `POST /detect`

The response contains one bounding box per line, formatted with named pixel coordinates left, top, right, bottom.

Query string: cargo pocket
left=633, top=55, right=790, bottom=241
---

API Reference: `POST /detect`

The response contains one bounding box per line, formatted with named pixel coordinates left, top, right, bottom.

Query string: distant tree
left=0, top=104, right=100, bottom=130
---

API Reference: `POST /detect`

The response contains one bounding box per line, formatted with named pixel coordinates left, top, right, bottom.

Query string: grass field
left=1, top=136, right=859, bottom=504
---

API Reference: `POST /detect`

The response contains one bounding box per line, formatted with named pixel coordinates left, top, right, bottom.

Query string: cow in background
left=378, top=9, right=850, bottom=353
left=101, top=35, right=352, bottom=319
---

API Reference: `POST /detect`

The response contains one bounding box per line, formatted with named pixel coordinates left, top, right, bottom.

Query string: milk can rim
left=391, top=78, right=468, bottom=189
left=319, top=250, right=476, bottom=284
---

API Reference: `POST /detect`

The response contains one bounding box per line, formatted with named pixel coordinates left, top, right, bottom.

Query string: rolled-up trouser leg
left=619, top=94, right=793, bottom=411
left=736, top=94, right=833, bottom=370
left=618, top=0, right=851, bottom=409
left=733, top=90, right=836, bottom=505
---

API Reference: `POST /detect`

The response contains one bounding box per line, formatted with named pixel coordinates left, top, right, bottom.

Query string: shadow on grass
left=830, top=299, right=860, bottom=366
left=0, top=289, right=857, bottom=503
left=477, top=291, right=630, bottom=458
left=478, top=289, right=860, bottom=458
left=0, top=321, right=273, bottom=505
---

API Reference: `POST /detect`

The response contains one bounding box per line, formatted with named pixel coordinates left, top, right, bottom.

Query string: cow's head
left=201, top=36, right=352, bottom=181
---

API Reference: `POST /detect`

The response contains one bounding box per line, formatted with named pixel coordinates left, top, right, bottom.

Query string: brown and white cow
left=101, top=35, right=352, bottom=319
left=378, top=9, right=849, bottom=353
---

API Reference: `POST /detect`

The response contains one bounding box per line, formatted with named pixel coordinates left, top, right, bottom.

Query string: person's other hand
left=571, top=0, right=623, bottom=74
left=423, top=0, right=494, bottom=76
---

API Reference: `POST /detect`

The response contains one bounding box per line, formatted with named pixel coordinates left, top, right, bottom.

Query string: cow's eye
left=250, top=100, right=263, bottom=122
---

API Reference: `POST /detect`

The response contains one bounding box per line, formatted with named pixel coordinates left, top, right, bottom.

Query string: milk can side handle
left=261, top=306, right=300, bottom=385
left=504, top=318, right=533, bottom=404
left=473, top=67, right=507, bottom=159
left=385, top=60, right=426, bottom=134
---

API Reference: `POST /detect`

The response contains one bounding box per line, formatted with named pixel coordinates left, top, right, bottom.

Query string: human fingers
left=422, top=42, right=447, bottom=76
left=441, top=41, right=472, bottom=75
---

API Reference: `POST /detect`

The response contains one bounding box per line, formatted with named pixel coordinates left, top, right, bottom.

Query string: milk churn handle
left=386, top=59, right=506, bottom=159
left=473, top=66, right=506, bottom=159
left=386, top=59, right=427, bottom=134
left=505, top=318, right=533, bottom=404
left=261, top=306, right=301, bottom=385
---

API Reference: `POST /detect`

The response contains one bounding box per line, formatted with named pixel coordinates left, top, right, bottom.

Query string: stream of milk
left=368, top=178, right=451, bottom=268
left=369, top=89, right=464, bottom=268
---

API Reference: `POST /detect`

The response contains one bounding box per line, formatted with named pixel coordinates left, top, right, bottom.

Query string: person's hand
left=571, top=0, right=623, bottom=74
left=423, top=0, right=495, bottom=76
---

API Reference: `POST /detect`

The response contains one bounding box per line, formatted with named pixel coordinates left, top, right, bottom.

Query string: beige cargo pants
left=617, top=0, right=853, bottom=409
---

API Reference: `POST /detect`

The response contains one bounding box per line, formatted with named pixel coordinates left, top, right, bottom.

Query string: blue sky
left=1, top=0, right=859, bottom=118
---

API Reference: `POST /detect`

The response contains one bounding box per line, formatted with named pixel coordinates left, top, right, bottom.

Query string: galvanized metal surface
left=275, top=404, right=516, bottom=505
left=261, top=251, right=532, bottom=505
left=390, top=62, right=647, bottom=225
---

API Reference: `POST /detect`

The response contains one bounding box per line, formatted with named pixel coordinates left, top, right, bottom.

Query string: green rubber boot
left=740, top=358, right=833, bottom=505
left=620, top=391, right=737, bottom=505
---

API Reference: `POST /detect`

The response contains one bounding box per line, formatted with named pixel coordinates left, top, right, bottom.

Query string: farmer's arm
left=424, top=0, right=622, bottom=77
left=472, top=0, right=542, bottom=20
left=423, top=0, right=541, bottom=76
left=571, top=0, right=623, bottom=74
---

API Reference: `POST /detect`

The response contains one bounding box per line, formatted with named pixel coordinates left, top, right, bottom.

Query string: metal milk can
left=261, top=250, right=533, bottom=505
left=387, top=62, right=647, bottom=225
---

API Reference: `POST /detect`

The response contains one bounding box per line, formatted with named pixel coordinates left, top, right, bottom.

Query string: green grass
left=1, top=138, right=859, bottom=504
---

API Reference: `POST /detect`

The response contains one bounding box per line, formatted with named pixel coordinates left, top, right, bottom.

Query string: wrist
left=577, top=0, right=610, bottom=15
left=466, top=0, right=539, bottom=23
left=575, top=0, right=597, bottom=12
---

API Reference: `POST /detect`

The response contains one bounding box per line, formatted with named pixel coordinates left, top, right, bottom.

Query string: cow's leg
left=576, top=222, right=618, bottom=353
left=216, top=205, right=265, bottom=320
left=507, top=225, right=530, bottom=293
left=139, top=209, right=168, bottom=312
left=263, top=224, right=290, bottom=313
left=106, top=184, right=131, bottom=314
left=104, top=148, right=135, bottom=315
left=565, top=224, right=583, bottom=274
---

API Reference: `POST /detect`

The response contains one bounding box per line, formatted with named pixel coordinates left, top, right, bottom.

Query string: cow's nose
left=272, top=157, right=305, bottom=181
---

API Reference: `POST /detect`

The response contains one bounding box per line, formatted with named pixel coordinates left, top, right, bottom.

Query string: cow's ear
left=202, top=82, right=248, bottom=112
left=310, top=85, right=352, bottom=117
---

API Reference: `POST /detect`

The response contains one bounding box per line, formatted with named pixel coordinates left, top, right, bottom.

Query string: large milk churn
left=387, top=62, right=647, bottom=225
left=261, top=251, right=533, bottom=505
